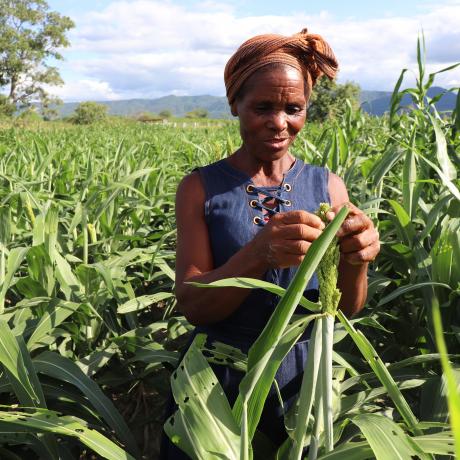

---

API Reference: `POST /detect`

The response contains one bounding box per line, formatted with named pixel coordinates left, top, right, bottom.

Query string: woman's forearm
left=175, top=242, right=268, bottom=326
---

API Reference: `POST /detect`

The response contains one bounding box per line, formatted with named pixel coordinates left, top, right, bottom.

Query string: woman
left=164, top=28, right=380, bottom=457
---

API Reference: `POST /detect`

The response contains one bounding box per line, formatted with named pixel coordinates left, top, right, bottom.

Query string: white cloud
left=52, top=0, right=460, bottom=101
left=49, top=79, right=120, bottom=102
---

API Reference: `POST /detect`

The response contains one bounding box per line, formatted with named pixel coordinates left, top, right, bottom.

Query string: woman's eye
left=286, top=105, right=303, bottom=115
left=255, top=105, right=270, bottom=113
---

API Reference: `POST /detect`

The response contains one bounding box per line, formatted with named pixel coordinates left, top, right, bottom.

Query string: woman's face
left=233, top=65, right=307, bottom=163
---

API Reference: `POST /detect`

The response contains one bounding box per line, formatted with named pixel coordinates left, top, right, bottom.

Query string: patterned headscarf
left=224, top=28, right=338, bottom=105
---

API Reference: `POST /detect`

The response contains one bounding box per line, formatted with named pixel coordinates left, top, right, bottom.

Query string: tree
left=135, top=111, right=162, bottom=123
left=308, top=77, right=360, bottom=122
left=0, top=94, right=15, bottom=117
left=0, top=0, right=74, bottom=109
left=72, top=101, right=108, bottom=125
left=159, top=109, right=172, bottom=119
left=185, top=108, right=208, bottom=119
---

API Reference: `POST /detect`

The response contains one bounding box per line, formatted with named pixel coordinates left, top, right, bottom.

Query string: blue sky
left=44, top=0, right=460, bottom=102
left=48, top=0, right=440, bottom=21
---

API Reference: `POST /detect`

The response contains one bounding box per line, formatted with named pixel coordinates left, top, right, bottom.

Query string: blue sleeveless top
left=195, top=157, right=330, bottom=345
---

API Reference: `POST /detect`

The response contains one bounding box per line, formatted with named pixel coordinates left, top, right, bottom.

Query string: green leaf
left=164, top=334, right=240, bottom=460
left=376, top=281, right=451, bottom=307
left=402, top=129, right=417, bottom=219
left=189, top=277, right=320, bottom=312
left=0, top=409, right=135, bottom=460
left=352, top=413, right=429, bottom=460
left=234, top=207, right=349, bottom=442
left=76, top=345, right=118, bottom=377
left=33, top=352, right=139, bottom=456
left=316, top=441, right=373, bottom=459
left=431, top=295, right=460, bottom=456
left=369, top=148, right=404, bottom=190
left=387, top=200, right=416, bottom=246
left=0, top=247, right=29, bottom=314
left=117, top=292, right=173, bottom=314
left=27, top=299, right=82, bottom=350
left=428, top=113, right=457, bottom=181
left=413, top=431, right=457, bottom=456
left=0, top=320, right=40, bottom=405
left=389, top=68, right=408, bottom=126
left=0, top=207, right=11, bottom=246
left=419, top=154, right=460, bottom=201
left=53, top=251, right=85, bottom=300
left=337, top=311, right=421, bottom=435
left=125, top=344, right=179, bottom=366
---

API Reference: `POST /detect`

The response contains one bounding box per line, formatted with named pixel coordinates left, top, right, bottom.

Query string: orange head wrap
left=224, top=28, right=339, bottom=106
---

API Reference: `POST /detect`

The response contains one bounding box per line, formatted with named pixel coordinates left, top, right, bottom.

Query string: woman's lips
left=264, top=138, right=289, bottom=149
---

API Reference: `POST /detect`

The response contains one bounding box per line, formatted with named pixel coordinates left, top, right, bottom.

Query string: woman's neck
left=227, top=148, right=295, bottom=187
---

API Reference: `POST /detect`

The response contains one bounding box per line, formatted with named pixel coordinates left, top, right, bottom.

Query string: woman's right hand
left=251, top=210, right=325, bottom=269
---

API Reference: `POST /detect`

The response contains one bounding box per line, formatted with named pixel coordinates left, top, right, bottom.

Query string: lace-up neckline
left=220, top=158, right=301, bottom=226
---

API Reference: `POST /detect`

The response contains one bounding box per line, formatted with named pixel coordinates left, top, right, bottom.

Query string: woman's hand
left=251, top=210, right=325, bottom=269
left=326, top=202, right=380, bottom=265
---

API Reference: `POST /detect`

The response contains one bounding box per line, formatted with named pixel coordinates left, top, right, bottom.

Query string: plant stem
left=321, top=314, right=334, bottom=453
left=289, top=317, right=324, bottom=460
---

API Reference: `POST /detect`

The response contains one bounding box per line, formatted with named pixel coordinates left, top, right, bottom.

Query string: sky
left=43, top=0, right=460, bottom=102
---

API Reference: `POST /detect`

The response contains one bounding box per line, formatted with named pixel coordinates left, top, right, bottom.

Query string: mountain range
left=57, top=87, right=458, bottom=119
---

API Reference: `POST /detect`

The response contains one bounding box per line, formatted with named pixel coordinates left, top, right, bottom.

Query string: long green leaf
left=0, top=247, right=29, bottom=314
left=376, top=281, right=451, bottom=307
left=189, top=277, right=320, bottom=312
left=428, top=113, right=457, bottom=181
left=337, top=311, right=421, bottom=435
left=33, top=351, right=139, bottom=456
left=419, top=154, right=460, bottom=201
left=352, top=413, right=429, bottom=460
left=316, top=441, right=373, bottom=459
left=431, top=296, right=460, bottom=456
left=234, top=207, right=349, bottom=441
left=164, top=334, right=240, bottom=460
left=117, top=292, right=173, bottom=314
left=387, top=200, right=416, bottom=246
left=413, top=431, right=457, bottom=456
left=402, top=128, right=417, bottom=219
left=0, top=409, right=135, bottom=460
left=27, top=299, right=82, bottom=349
left=0, top=320, right=39, bottom=405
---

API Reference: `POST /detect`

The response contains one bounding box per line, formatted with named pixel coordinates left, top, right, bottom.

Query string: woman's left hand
left=326, top=202, right=380, bottom=265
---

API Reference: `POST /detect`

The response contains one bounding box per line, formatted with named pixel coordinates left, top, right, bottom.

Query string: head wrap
left=224, top=28, right=338, bottom=105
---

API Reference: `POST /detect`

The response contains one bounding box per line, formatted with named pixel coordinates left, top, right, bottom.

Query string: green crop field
left=0, top=53, right=459, bottom=460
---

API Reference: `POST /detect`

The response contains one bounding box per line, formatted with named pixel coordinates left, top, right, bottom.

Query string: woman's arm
left=175, top=171, right=325, bottom=326
left=327, top=173, right=380, bottom=317
left=175, top=172, right=266, bottom=325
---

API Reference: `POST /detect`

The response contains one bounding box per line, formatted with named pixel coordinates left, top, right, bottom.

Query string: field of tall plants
left=0, top=46, right=459, bottom=459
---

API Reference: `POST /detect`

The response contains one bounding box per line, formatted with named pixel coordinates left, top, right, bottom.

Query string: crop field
left=0, top=63, right=459, bottom=459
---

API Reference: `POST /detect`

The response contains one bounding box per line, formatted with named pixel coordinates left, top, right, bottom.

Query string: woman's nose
left=266, top=112, right=287, bottom=131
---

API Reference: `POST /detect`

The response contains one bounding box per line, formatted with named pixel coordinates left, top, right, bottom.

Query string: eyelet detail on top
left=284, top=200, right=292, bottom=206
left=249, top=200, right=258, bottom=208
left=246, top=184, right=255, bottom=193
left=253, top=216, right=262, bottom=225
left=284, top=183, right=292, bottom=192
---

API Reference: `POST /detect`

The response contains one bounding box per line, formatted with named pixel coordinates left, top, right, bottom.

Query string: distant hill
left=57, top=87, right=457, bottom=119
left=58, top=95, right=232, bottom=119
left=360, top=87, right=457, bottom=116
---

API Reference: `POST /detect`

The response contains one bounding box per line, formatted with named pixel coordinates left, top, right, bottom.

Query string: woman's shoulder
left=291, top=158, right=329, bottom=183
left=176, top=170, right=205, bottom=204
left=177, top=158, right=231, bottom=205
